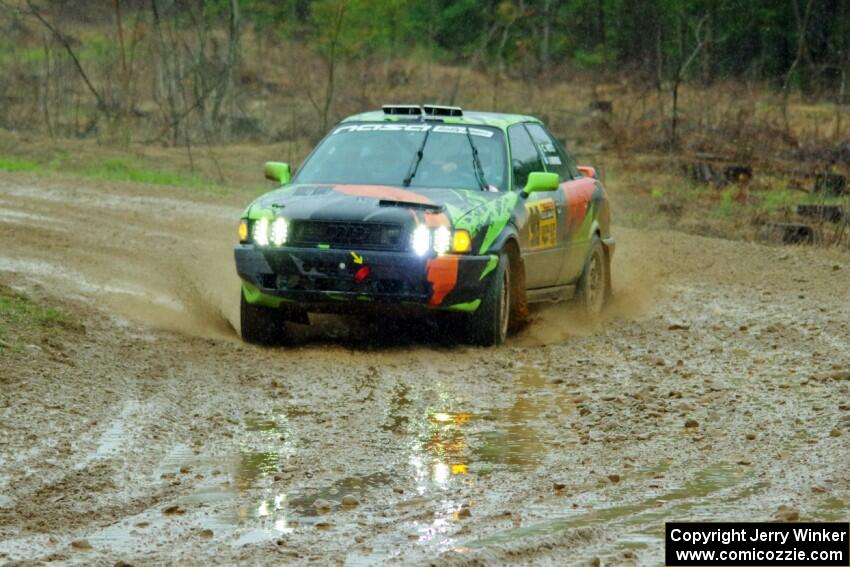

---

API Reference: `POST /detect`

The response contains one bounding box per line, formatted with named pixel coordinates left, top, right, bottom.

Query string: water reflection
left=235, top=451, right=280, bottom=488
left=234, top=414, right=292, bottom=489
left=400, top=366, right=577, bottom=550
left=406, top=366, right=576, bottom=483
left=383, top=383, right=412, bottom=433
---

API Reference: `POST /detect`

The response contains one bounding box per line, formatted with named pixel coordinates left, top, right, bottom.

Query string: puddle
left=118, top=412, right=391, bottom=545
left=287, top=473, right=391, bottom=517
left=232, top=414, right=294, bottom=487
left=399, top=366, right=577, bottom=485
left=235, top=450, right=281, bottom=487
left=210, top=472, right=393, bottom=545
left=467, top=462, right=751, bottom=548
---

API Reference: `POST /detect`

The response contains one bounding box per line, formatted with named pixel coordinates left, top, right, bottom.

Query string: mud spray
left=513, top=231, right=663, bottom=346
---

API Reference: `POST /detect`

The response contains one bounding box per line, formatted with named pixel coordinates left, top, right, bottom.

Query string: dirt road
left=1, top=174, right=848, bottom=566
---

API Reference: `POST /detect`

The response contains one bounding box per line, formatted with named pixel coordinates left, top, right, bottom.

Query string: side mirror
left=264, top=162, right=291, bottom=184
left=522, top=171, right=560, bottom=195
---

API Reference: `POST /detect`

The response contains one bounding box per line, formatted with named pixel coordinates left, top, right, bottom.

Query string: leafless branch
left=25, top=0, right=110, bottom=117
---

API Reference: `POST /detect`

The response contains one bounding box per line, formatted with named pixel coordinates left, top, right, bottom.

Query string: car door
left=508, top=123, right=566, bottom=289
left=525, top=123, right=598, bottom=285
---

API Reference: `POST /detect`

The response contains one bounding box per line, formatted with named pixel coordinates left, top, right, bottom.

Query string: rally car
left=234, top=104, right=614, bottom=346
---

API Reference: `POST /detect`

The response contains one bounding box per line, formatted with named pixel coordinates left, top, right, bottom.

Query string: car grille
left=289, top=220, right=405, bottom=250
left=263, top=272, right=429, bottom=296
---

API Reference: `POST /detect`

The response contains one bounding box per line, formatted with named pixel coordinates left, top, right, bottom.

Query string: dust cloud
left=513, top=231, right=663, bottom=346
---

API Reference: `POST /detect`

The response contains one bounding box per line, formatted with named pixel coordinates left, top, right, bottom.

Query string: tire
left=467, top=251, right=510, bottom=346
left=240, top=293, right=286, bottom=345
left=576, top=235, right=608, bottom=316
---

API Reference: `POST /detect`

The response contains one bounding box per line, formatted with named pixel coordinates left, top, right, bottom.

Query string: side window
left=525, top=123, right=578, bottom=180
left=507, top=124, right=544, bottom=190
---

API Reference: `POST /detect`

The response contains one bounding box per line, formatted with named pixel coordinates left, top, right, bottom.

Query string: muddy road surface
left=1, top=174, right=849, bottom=566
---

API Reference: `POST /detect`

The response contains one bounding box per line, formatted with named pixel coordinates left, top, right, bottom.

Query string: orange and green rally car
left=235, top=104, right=614, bottom=346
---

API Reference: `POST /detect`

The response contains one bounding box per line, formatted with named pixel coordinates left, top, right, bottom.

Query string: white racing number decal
left=332, top=124, right=495, bottom=138
left=526, top=198, right=557, bottom=250
left=537, top=142, right=562, bottom=166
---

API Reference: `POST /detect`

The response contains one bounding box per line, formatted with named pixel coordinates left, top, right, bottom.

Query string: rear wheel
left=240, top=293, right=287, bottom=345
left=577, top=235, right=607, bottom=315
left=467, top=252, right=510, bottom=346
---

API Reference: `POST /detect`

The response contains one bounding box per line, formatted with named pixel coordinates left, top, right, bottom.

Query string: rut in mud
left=0, top=174, right=849, bottom=566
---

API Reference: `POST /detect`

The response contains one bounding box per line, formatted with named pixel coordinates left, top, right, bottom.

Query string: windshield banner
left=333, top=124, right=495, bottom=138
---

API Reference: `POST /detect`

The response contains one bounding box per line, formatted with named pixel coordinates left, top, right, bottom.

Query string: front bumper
left=234, top=245, right=496, bottom=312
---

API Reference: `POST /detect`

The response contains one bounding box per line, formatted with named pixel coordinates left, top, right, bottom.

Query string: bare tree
left=25, top=0, right=110, bottom=119
left=669, top=13, right=709, bottom=149
left=782, top=0, right=815, bottom=133
left=306, top=0, right=349, bottom=136
left=539, top=0, right=560, bottom=71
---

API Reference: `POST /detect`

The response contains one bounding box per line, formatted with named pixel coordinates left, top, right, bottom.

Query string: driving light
left=452, top=229, right=471, bottom=253
left=433, top=226, right=451, bottom=255
left=270, top=217, right=288, bottom=246
left=253, top=217, right=270, bottom=246
left=238, top=219, right=249, bottom=243
left=411, top=225, right=431, bottom=256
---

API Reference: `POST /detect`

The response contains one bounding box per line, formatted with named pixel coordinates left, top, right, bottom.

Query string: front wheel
left=466, top=252, right=510, bottom=346
left=240, top=293, right=287, bottom=345
left=576, top=235, right=608, bottom=316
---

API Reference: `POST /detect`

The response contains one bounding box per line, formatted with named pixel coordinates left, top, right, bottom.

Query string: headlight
left=411, top=225, right=431, bottom=256
left=253, top=218, right=270, bottom=246
left=433, top=226, right=451, bottom=255
left=248, top=217, right=288, bottom=246
left=270, top=217, right=288, bottom=246
left=411, top=226, right=472, bottom=256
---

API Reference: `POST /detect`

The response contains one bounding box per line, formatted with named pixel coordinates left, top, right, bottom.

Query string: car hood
left=245, top=183, right=504, bottom=226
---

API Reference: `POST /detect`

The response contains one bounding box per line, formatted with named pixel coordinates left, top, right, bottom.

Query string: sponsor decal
left=332, top=124, right=495, bottom=138
left=526, top=198, right=557, bottom=250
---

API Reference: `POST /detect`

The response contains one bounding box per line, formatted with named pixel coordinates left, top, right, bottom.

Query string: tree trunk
left=540, top=0, right=552, bottom=71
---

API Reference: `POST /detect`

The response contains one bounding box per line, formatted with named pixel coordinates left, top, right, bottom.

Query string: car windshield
left=293, top=123, right=508, bottom=191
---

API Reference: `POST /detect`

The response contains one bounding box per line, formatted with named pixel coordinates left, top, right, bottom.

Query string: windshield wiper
left=403, top=128, right=432, bottom=187
left=465, top=127, right=489, bottom=191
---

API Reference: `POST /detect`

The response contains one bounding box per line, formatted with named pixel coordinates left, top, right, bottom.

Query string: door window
left=507, top=124, right=544, bottom=190
left=525, top=123, right=578, bottom=180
